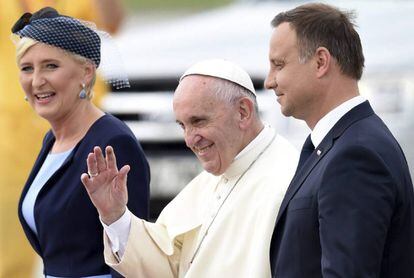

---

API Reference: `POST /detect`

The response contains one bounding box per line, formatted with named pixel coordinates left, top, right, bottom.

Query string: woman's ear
left=82, top=62, right=96, bottom=85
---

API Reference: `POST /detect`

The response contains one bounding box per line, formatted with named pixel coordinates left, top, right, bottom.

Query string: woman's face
left=18, top=43, right=89, bottom=122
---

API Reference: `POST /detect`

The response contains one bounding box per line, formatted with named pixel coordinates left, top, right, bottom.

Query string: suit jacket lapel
left=18, top=131, right=78, bottom=255
left=18, top=131, right=54, bottom=254
left=276, top=101, right=375, bottom=225
left=276, top=139, right=332, bottom=224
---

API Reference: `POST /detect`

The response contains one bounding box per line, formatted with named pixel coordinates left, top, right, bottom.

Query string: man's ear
left=238, top=97, right=255, bottom=130
left=314, top=46, right=331, bottom=78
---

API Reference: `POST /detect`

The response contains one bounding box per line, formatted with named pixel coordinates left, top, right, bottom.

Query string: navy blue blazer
left=270, top=101, right=414, bottom=278
left=18, top=114, right=150, bottom=277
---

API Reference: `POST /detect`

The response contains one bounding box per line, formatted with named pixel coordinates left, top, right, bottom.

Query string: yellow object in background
left=0, top=1, right=123, bottom=277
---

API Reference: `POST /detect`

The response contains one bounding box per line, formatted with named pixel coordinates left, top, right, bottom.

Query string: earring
left=24, top=96, right=28, bottom=101
left=79, top=83, right=87, bottom=99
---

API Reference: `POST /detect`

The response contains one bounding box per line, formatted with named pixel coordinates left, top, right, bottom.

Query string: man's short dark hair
left=272, top=3, right=365, bottom=80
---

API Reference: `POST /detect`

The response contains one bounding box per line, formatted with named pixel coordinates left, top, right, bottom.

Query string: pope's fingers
left=116, top=165, right=130, bottom=190
left=93, top=146, right=106, bottom=173
left=87, top=152, right=98, bottom=177
left=105, top=146, right=118, bottom=171
left=80, top=173, right=91, bottom=189
left=119, top=165, right=130, bottom=177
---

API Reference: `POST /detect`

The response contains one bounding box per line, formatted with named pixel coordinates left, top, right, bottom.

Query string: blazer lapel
left=275, top=101, right=375, bottom=225
left=276, top=138, right=332, bottom=224
left=18, top=131, right=55, bottom=254
left=18, top=131, right=78, bottom=255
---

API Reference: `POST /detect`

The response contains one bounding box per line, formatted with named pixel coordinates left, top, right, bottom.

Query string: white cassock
left=104, top=126, right=299, bottom=277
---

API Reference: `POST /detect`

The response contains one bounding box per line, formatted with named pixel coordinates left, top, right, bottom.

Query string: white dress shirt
left=311, top=96, right=366, bottom=147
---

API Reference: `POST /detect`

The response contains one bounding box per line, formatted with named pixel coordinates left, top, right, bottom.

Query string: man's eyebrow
left=270, top=56, right=285, bottom=63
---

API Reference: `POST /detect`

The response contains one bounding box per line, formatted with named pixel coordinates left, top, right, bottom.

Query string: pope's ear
left=238, top=97, right=255, bottom=129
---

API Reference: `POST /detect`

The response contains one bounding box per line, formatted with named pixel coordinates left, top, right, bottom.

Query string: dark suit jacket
left=18, top=114, right=150, bottom=277
left=270, top=101, right=414, bottom=277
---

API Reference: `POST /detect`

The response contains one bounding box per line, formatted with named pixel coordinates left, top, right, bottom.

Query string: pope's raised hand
left=81, top=146, right=130, bottom=225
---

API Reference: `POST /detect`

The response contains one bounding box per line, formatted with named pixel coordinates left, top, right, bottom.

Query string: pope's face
left=173, top=75, right=244, bottom=176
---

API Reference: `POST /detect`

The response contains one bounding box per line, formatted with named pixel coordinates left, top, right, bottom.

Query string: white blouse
left=22, top=148, right=73, bottom=235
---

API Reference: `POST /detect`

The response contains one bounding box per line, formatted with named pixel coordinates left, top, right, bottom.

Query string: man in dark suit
left=265, top=3, right=414, bottom=277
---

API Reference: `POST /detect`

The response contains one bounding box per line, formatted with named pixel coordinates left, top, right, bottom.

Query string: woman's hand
left=81, top=146, right=129, bottom=225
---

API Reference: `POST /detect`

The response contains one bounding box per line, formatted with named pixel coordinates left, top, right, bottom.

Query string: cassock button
left=317, top=149, right=322, bottom=156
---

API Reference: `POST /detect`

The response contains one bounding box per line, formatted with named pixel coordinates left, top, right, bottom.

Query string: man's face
left=173, top=75, right=243, bottom=176
left=264, top=22, right=318, bottom=121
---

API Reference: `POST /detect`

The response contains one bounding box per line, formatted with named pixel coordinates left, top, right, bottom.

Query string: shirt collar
left=311, top=95, right=366, bottom=147
left=223, top=124, right=274, bottom=179
left=234, top=123, right=270, bottom=160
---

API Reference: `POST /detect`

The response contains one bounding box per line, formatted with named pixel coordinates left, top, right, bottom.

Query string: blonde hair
left=15, top=37, right=97, bottom=99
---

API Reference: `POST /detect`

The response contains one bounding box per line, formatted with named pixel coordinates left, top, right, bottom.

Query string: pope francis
left=81, top=59, right=299, bottom=277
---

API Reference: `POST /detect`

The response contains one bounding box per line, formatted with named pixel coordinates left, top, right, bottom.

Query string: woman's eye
left=20, top=66, right=33, bottom=72
left=46, top=63, right=58, bottom=69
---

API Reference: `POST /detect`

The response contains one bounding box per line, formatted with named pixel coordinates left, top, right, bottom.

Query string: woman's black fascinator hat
left=12, top=7, right=130, bottom=89
left=12, top=7, right=101, bottom=67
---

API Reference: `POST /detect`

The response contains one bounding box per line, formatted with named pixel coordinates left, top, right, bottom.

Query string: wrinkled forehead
left=173, top=75, right=224, bottom=114
left=175, top=75, right=218, bottom=98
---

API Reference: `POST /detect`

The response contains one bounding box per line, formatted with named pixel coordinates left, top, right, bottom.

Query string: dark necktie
left=294, top=135, right=315, bottom=175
